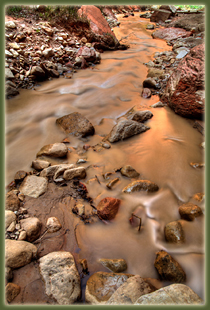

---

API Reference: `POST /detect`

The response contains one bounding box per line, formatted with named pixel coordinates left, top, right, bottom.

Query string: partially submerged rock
left=20, top=217, right=42, bottom=242
left=63, top=167, right=86, bottom=181
left=107, top=118, right=150, bottom=143
left=19, top=175, right=48, bottom=198
left=5, top=283, right=21, bottom=303
left=5, top=239, right=37, bottom=269
left=164, top=220, right=185, bottom=243
left=122, top=180, right=159, bottom=193
left=36, top=143, right=68, bottom=158
left=152, top=27, right=191, bottom=41
left=56, top=112, right=95, bottom=137
left=46, top=217, right=62, bottom=233
left=39, top=251, right=81, bottom=305
left=99, top=258, right=127, bottom=273
left=97, top=197, right=121, bottom=220
left=154, top=250, right=186, bottom=283
left=135, top=284, right=203, bottom=305
left=32, top=159, right=51, bottom=171
left=85, top=271, right=134, bottom=304
left=126, top=110, right=153, bottom=123
left=179, top=203, right=203, bottom=221
left=120, top=165, right=140, bottom=178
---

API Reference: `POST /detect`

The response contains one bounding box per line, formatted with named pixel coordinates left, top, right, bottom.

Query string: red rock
left=150, top=9, right=172, bottom=23
left=76, top=46, right=96, bottom=62
left=97, top=197, right=121, bottom=220
left=152, top=27, right=191, bottom=41
left=78, top=5, right=116, bottom=38
left=102, top=7, right=117, bottom=20
left=161, top=44, right=205, bottom=119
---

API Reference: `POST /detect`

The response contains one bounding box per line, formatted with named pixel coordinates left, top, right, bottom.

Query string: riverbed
left=5, top=13, right=205, bottom=300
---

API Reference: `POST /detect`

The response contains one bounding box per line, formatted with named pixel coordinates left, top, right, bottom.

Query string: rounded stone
left=164, top=220, right=185, bottom=243
left=179, top=203, right=203, bottom=221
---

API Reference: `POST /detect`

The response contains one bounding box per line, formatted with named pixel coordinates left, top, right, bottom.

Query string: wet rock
left=97, top=197, right=121, bottom=220
left=127, top=110, right=153, bottom=123
left=164, top=220, right=185, bottom=243
left=56, top=112, right=95, bottom=137
left=146, top=23, right=155, bottom=30
left=37, top=143, right=68, bottom=158
left=5, top=283, right=21, bottom=303
left=20, top=217, right=42, bottom=242
left=193, top=193, right=204, bottom=202
left=5, top=21, right=16, bottom=29
left=169, top=13, right=204, bottom=31
left=40, top=63, right=60, bottom=78
left=106, top=275, right=155, bottom=304
left=107, top=118, right=150, bottom=143
left=141, top=88, right=151, bottom=98
left=78, top=5, right=116, bottom=38
left=5, top=239, right=37, bottom=269
left=6, top=191, right=20, bottom=211
left=32, top=159, right=51, bottom=171
left=122, top=180, right=159, bottom=193
left=39, top=251, right=81, bottom=305
left=151, top=101, right=165, bottom=108
left=5, top=266, right=13, bottom=282
left=63, top=167, right=86, bottom=181
left=76, top=46, right=97, bottom=63
left=30, top=66, right=46, bottom=80
left=14, top=170, right=27, bottom=183
left=73, top=203, right=85, bottom=216
left=99, top=258, right=127, bottom=273
left=19, top=175, right=48, bottom=198
left=106, top=178, right=119, bottom=189
left=40, top=164, right=75, bottom=180
left=120, top=165, right=140, bottom=178
left=152, top=27, right=191, bottom=41
left=190, top=162, right=205, bottom=169
left=135, top=284, right=203, bottom=305
left=147, top=68, right=165, bottom=79
left=179, top=203, right=203, bottom=221
left=154, top=250, right=186, bottom=283
left=5, top=68, right=14, bottom=80
left=85, top=272, right=134, bottom=304
left=162, top=44, right=204, bottom=119
left=77, top=158, right=87, bottom=164
left=101, top=142, right=111, bottom=149
left=150, top=9, right=172, bottom=23
left=143, top=77, right=157, bottom=89
left=5, top=210, right=16, bottom=229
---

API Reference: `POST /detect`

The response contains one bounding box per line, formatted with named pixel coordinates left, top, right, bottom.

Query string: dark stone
left=179, top=203, right=203, bottom=221
left=164, top=221, right=185, bottom=243
left=14, top=170, right=27, bottom=183
left=97, top=197, right=121, bottom=220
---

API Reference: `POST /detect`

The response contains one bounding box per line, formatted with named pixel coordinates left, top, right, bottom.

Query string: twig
left=95, top=175, right=101, bottom=184
left=131, top=213, right=142, bottom=232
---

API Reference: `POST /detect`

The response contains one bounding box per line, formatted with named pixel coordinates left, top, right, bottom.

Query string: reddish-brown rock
left=179, top=203, right=203, bottom=221
left=76, top=46, right=96, bottom=63
left=78, top=5, right=116, bottom=38
left=97, top=197, right=121, bottom=220
left=161, top=44, right=205, bottom=119
left=152, top=27, right=191, bottom=41
left=141, top=88, right=152, bottom=98
left=150, top=9, right=172, bottom=23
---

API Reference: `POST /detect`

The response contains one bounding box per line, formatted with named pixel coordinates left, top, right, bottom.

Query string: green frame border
left=1, top=1, right=208, bottom=310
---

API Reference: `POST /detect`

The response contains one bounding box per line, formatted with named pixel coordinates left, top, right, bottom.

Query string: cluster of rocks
left=139, top=5, right=205, bottom=120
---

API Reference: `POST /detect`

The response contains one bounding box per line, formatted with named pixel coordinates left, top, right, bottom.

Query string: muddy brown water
left=6, top=14, right=204, bottom=301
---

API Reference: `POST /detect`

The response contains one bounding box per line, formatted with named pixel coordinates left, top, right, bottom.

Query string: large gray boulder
left=107, top=118, right=150, bottom=143
left=39, top=251, right=81, bottom=305
left=135, top=284, right=203, bottom=305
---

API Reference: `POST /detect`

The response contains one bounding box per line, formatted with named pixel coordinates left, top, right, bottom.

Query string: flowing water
left=6, top=14, right=205, bottom=300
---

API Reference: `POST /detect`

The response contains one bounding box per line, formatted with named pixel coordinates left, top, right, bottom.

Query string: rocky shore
left=5, top=5, right=205, bottom=305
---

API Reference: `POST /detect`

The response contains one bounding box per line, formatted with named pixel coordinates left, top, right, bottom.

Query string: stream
left=6, top=14, right=204, bottom=300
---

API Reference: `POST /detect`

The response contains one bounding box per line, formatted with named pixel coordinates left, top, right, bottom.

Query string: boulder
left=56, top=112, right=95, bottom=137
left=143, top=77, right=157, bottom=89
left=169, top=13, right=204, bottom=31
left=179, top=203, right=203, bottom=221
left=120, top=165, right=140, bottom=178
left=135, top=284, right=203, bottom=305
left=161, top=44, right=205, bottom=119
left=5, top=239, right=37, bottom=269
left=78, top=5, right=116, bottom=38
left=106, top=275, right=155, bottom=304
left=5, top=191, right=20, bottom=211
left=63, top=167, right=86, bottom=180
left=19, top=175, right=48, bottom=198
left=76, top=46, right=96, bottom=63
left=40, top=164, right=76, bottom=179
left=97, top=197, right=121, bottom=220
left=32, top=159, right=51, bottom=171
left=39, top=251, right=81, bottom=305
left=46, top=217, right=62, bottom=233
left=20, top=217, right=42, bottom=242
left=164, top=220, right=185, bottom=243
left=37, top=143, right=68, bottom=158
left=99, top=258, right=127, bottom=273
left=152, top=27, right=191, bottom=41
left=122, top=180, right=159, bottom=193
left=85, top=272, right=134, bottom=304
left=150, top=9, right=172, bottom=23
left=154, top=250, right=186, bottom=283
left=107, top=118, right=150, bottom=143
left=5, top=283, right=21, bottom=303
left=5, top=210, right=16, bottom=229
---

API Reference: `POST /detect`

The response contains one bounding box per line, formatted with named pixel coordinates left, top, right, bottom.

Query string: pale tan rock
left=46, top=217, right=62, bottom=233
left=20, top=217, right=42, bottom=242
left=19, top=175, right=48, bottom=198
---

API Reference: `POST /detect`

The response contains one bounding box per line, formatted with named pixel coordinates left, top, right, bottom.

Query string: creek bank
left=5, top=5, right=205, bottom=305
